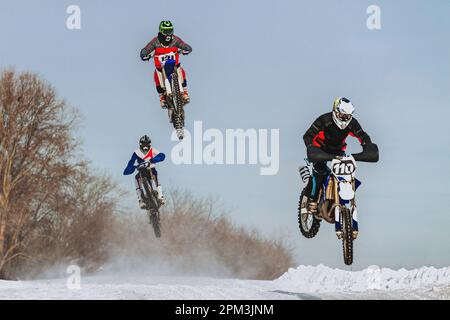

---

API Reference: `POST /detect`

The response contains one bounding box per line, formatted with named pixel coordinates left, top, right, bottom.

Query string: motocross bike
left=298, top=144, right=378, bottom=265
left=136, top=161, right=163, bottom=238
left=144, top=49, right=188, bottom=140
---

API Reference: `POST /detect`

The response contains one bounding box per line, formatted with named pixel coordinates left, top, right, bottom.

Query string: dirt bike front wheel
left=148, top=209, right=161, bottom=238
left=171, top=72, right=185, bottom=140
left=141, top=176, right=162, bottom=238
left=341, top=207, right=354, bottom=265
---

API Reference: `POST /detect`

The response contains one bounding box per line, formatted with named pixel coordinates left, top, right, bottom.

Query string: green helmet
left=159, top=20, right=174, bottom=36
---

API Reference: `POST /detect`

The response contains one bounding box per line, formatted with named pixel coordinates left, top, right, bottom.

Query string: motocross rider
left=303, top=97, right=376, bottom=211
left=123, top=135, right=166, bottom=208
left=140, top=20, right=193, bottom=108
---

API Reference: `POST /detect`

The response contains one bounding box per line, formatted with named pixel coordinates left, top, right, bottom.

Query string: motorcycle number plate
left=158, top=53, right=176, bottom=63
left=332, top=160, right=356, bottom=176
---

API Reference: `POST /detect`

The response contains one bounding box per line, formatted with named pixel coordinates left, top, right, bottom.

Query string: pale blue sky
left=1, top=0, right=449, bottom=270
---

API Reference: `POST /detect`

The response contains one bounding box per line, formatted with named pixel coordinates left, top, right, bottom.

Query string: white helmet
left=332, top=97, right=354, bottom=129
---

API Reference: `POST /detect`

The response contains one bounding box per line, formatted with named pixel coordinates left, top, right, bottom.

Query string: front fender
left=338, top=181, right=355, bottom=200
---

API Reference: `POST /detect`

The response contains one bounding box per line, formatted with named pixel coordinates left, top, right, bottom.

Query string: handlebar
left=307, top=143, right=379, bottom=163
left=143, top=49, right=189, bottom=61
left=136, top=161, right=151, bottom=169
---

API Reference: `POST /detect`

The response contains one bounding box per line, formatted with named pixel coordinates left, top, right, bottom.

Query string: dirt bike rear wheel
left=298, top=190, right=321, bottom=238
left=341, top=207, right=354, bottom=265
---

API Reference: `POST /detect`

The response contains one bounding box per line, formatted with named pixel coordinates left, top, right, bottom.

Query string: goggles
left=336, top=111, right=352, bottom=121
left=160, top=29, right=173, bottom=36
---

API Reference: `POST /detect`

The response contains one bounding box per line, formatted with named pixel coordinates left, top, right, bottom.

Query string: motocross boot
left=136, top=185, right=148, bottom=210
left=159, top=93, right=168, bottom=109
left=157, top=185, right=166, bottom=205
left=182, top=88, right=190, bottom=104
left=306, top=197, right=319, bottom=214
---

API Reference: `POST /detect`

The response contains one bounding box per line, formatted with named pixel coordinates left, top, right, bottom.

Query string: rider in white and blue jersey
left=123, top=135, right=166, bottom=208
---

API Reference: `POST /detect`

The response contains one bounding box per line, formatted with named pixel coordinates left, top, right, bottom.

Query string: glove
left=181, top=50, right=190, bottom=55
left=136, top=161, right=150, bottom=169
left=352, top=142, right=379, bottom=162
left=140, top=48, right=150, bottom=61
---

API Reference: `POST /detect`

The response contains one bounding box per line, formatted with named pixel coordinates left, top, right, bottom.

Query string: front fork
left=161, top=66, right=185, bottom=98
left=331, top=178, right=359, bottom=235
left=136, top=170, right=158, bottom=197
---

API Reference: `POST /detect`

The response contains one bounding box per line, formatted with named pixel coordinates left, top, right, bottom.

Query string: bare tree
left=0, top=70, right=120, bottom=279
left=111, top=189, right=295, bottom=280
left=0, top=70, right=77, bottom=277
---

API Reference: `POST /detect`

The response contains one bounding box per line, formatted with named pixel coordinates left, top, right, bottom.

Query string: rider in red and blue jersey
left=140, top=20, right=192, bottom=108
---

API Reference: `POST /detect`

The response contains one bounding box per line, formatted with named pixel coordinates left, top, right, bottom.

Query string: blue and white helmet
left=332, top=97, right=354, bottom=129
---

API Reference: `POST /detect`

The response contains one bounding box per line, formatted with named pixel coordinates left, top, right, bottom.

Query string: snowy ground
left=1, top=265, right=449, bottom=300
